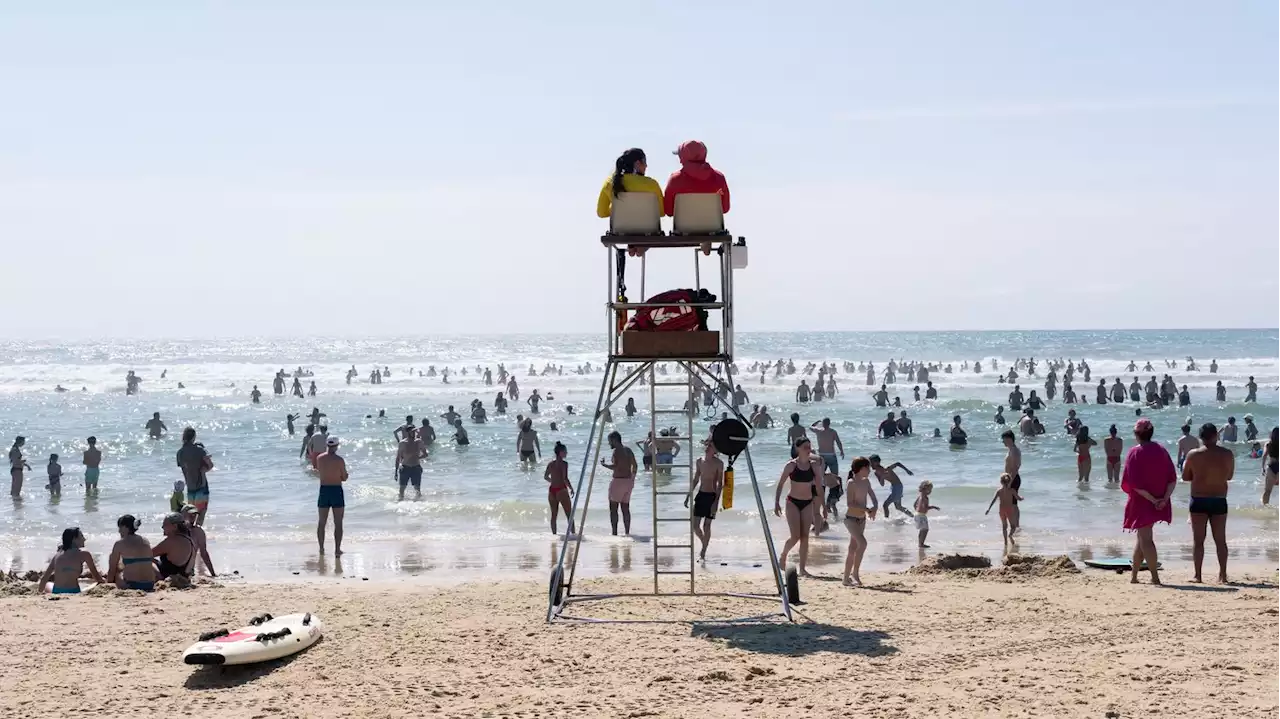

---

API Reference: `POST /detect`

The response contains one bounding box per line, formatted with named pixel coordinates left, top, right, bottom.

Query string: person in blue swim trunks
left=106, top=515, right=157, bottom=592
left=316, top=436, right=348, bottom=556
left=38, top=527, right=105, bottom=594
left=82, top=436, right=101, bottom=493
left=808, top=418, right=845, bottom=475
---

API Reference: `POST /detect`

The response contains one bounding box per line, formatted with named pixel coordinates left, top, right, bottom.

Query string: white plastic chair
left=609, top=192, right=663, bottom=235
left=672, top=193, right=726, bottom=235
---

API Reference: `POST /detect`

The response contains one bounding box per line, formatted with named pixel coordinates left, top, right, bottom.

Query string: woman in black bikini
left=1263, top=427, right=1279, bottom=506
left=773, top=438, right=822, bottom=577
left=152, top=513, right=196, bottom=582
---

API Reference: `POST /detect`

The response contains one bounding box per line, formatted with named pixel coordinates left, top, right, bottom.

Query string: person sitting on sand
left=38, top=527, right=105, bottom=594
left=914, top=481, right=940, bottom=549
left=179, top=504, right=216, bottom=577
left=841, top=456, right=878, bottom=587
left=774, top=438, right=822, bottom=577
left=544, top=442, right=574, bottom=535
left=152, top=513, right=196, bottom=583
left=984, top=473, right=1023, bottom=546
left=106, top=515, right=156, bottom=592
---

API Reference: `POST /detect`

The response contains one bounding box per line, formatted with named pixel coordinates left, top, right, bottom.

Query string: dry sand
left=1, top=558, right=1276, bottom=719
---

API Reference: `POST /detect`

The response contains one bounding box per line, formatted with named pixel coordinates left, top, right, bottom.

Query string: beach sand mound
left=906, top=553, right=1078, bottom=581
left=0, top=572, right=39, bottom=597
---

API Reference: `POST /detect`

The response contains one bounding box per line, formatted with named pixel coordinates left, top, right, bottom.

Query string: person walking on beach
left=870, top=454, right=914, bottom=518
left=602, top=431, right=636, bottom=536
left=145, top=412, right=168, bottom=439
left=176, top=428, right=213, bottom=526
left=1264, top=427, right=1279, bottom=506
left=395, top=427, right=427, bottom=501
left=83, top=436, right=101, bottom=493
left=914, top=481, right=940, bottom=548
left=1121, top=419, right=1176, bottom=585
left=984, top=473, right=1022, bottom=546
left=544, top=442, right=574, bottom=535
left=841, top=456, right=877, bottom=587
left=1182, top=422, right=1233, bottom=584
left=685, top=440, right=725, bottom=561
left=1103, top=425, right=1123, bottom=483
left=774, top=438, right=821, bottom=577
left=1075, top=426, right=1097, bottom=483
left=316, top=436, right=348, bottom=556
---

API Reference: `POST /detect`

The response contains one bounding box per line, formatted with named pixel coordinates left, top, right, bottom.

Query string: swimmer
left=82, top=436, right=101, bottom=492
left=544, top=442, right=575, bottom=535
left=870, top=454, right=914, bottom=518
left=1103, top=425, right=1123, bottom=483
left=1075, top=426, right=1097, bottom=482
left=396, top=428, right=427, bottom=501
left=948, top=416, right=967, bottom=447
left=809, top=418, right=845, bottom=474
left=1000, top=430, right=1024, bottom=533
left=984, top=473, right=1023, bottom=545
left=1175, top=424, right=1199, bottom=471
left=45, top=453, right=62, bottom=497
left=145, top=412, right=168, bottom=439
left=517, top=419, right=541, bottom=467
left=841, top=456, right=878, bottom=587
left=453, top=419, right=469, bottom=446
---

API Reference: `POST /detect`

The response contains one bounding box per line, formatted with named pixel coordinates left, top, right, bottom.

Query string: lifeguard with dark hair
left=663, top=140, right=730, bottom=217
left=596, top=147, right=663, bottom=218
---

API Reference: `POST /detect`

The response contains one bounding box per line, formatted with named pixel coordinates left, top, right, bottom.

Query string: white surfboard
left=183, top=612, right=323, bottom=666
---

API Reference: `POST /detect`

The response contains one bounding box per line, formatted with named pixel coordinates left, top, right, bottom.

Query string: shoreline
left=1, top=563, right=1276, bottom=718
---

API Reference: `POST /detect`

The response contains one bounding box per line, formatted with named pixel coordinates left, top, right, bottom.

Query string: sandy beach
left=1, top=558, right=1275, bottom=719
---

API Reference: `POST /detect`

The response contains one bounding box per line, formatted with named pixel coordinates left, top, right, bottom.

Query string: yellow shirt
left=596, top=174, right=664, bottom=218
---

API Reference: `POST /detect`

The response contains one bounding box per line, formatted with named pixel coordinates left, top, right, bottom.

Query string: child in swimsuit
left=914, top=481, right=940, bottom=548
left=841, top=457, right=878, bottom=587
left=46, top=454, right=62, bottom=497
left=984, top=473, right=1023, bottom=544
left=170, top=480, right=185, bottom=512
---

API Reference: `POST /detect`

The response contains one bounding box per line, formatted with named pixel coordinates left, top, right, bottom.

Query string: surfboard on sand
left=1083, top=558, right=1162, bottom=572
left=183, top=612, right=323, bottom=666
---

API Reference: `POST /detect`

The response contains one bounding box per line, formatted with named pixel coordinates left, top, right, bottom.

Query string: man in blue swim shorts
left=316, top=436, right=348, bottom=555
left=809, top=417, right=844, bottom=474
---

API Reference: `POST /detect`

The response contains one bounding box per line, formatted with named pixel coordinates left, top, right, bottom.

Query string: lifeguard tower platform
left=546, top=191, right=793, bottom=623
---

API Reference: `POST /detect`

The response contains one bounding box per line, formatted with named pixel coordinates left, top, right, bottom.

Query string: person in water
left=602, top=431, right=637, bottom=536
left=316, top=436, right=348, bottom=556
left=544, top=442, right=574, bottom=535
left=984, top=473, right=1023, bottom=546
left=106, top=514, right=156, bottom=591
left=38, top=527, right=105, bottom=594
left=83, top=436, right=101, bottom=492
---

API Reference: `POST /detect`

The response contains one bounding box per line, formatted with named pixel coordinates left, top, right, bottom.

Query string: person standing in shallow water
left=316, top=436, right=348, bottom=555
left=1121, top=418, right=1176, bottom=585
left=1103, top=425, right=1123, bottom=483
left=544, top=442, right=574, bottom=535
left=601, top=431, right=636, bottom=536
left=1182, top=423, right=1233, bottom=584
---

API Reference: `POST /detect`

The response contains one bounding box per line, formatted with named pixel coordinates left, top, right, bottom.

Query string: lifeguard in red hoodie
left=663, top=140, right=730, bottom=219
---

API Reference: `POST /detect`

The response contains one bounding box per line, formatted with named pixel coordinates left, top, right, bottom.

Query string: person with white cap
left=316, top=435, right=348, bottom=556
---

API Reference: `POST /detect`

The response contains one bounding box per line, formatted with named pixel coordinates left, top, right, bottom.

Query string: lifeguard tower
left=546, top=191, right=793, bottom=623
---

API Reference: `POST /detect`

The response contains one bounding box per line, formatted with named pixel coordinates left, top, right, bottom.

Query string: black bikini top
left=790, top=461, right=816, bottom=485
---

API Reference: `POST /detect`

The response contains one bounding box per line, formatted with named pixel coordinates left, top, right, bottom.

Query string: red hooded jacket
left=663, top=141, right=730, bottom=217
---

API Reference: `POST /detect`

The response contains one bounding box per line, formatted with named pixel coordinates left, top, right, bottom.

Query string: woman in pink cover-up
left=1120, top=418, right=1177, bottom=585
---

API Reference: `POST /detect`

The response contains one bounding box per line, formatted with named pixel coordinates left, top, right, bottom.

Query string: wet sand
left=1, top=563, right=1276, bottom=719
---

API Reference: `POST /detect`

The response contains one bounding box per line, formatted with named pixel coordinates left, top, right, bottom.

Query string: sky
left=1, top=1, right=1276, bottom=338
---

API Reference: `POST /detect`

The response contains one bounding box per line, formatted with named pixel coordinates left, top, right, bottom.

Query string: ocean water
left=0, top=329, right=1276, bottom=584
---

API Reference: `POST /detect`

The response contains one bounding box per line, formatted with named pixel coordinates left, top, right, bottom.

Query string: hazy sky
left=2, top=2, right=1276, bottom=338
